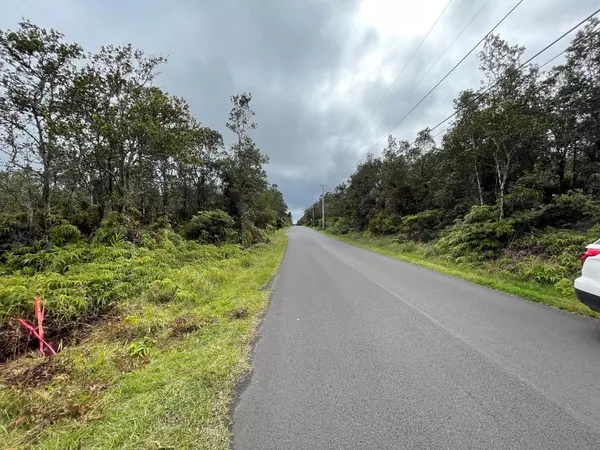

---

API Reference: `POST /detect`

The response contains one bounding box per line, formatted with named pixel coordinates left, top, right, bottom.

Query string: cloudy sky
left=1, top=0, right=598, bottom=219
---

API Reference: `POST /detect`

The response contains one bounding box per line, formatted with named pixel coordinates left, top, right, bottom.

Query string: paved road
left=233, top=227, right=600, bottom=449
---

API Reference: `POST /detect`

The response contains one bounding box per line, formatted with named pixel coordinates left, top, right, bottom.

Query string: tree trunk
left=237, top=200, right=245, bottom=244
left=42, top=167, right=51, bottom=249
left=572, top=147, right=579, bottom=187
left=494, top=156, right=505, bottom=220
left=474, top=159, right=483, bottom=206
left=498, top=178, right=505, bottom=220
left=557, top=157, right=566, bottom=193
left=161, top=161, right=168, bottom=213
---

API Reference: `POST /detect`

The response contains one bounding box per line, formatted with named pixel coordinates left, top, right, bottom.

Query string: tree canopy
left=300, top=21, right=600, bottom=245
left=0, top=21, right=290, bottom=250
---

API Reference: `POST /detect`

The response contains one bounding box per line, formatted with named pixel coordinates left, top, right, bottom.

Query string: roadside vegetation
left=324, top=229, right=599, bottom=318
left=0, top=20, right=290, bottom=448
left=0, top=230, right=287, bottom=448
left=301, top=21, right=600, bottom=317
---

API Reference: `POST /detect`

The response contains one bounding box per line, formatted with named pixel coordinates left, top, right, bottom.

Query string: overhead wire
left=424, top=6, right=600, bottom=136
left=356, top=0, right=492, bottom=159
left=327, top=0, right=524, bottom=192
left=326, top=5, right=600, bottom=194
left=332, top=0, right=455, bottom=172
left=427, top=46, right=572, bottom=144
left=537, top=48, right=568, bottom=69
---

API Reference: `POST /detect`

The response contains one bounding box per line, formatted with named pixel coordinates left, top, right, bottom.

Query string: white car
left=574, top=239, right=600, bottom=312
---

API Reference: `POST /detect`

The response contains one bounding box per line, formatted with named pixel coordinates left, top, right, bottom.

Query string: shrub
left=367, top=215, right=401, bottom=235
left=91, top=212, right=129, bottom=246
left=50, top=224, right=81, bottom=246
left=399, top=210, right=440, bottom=242
left=180, top=210, right=235, bottom=244
left=513, top=257, right=568, bottom=285
left=505, top=186, right=542, bottom=213
left=540, top=190, right=600, bottom=229
left=329, top=217, right=351, bottom=235
left=554, top=278, right=574, bottom=296
left=243, top=222, right=270, bottom=246
left=0, top=213, right=39, bottom=253
left=436, top=206, right=539, bottom=260
left=150, top=215, right=172, bottom=231
left=464, top=205, right=500, bottom=223
left=510, top=228, right=588, bottom=257
left=275, top=217, right=286, bottom=229
left=70, top=204, right=102, bottom=235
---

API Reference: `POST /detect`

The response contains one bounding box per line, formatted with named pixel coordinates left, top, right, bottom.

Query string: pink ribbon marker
left=18, top=297, right=56, bottom=356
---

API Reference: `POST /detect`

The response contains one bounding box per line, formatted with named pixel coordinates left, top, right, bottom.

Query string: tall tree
left=0, top=21, right=82, bottom=244
left=223, top=93, right=269, bottom=242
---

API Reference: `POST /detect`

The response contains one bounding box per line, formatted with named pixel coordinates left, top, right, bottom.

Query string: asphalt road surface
left=232, top=227, right=600, bottom=449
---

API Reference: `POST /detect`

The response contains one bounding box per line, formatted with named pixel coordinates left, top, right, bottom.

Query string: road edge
left=318, top=228, right=599, bottom=320
left=228, top=230, right=290, bottom=449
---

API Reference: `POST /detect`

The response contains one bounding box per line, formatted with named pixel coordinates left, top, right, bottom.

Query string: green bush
left=275, top=217, right=286, bottom=229
left=464, top=205, right=500, bottom=223
left=329, top=217, right=352, bottom=235
left=554, top=278, right=574, bottom=296
left=146, top=278, right=178, bottom=303
left=70, top=204, right=102, bottom=235
left=513, top=257, right=568, bottom=285
left=91, top=212, right=129, bottom=246
left=180, top=210, right=235, bottom=244
left=505, top=186, right=542, bottom=213
left=510, top=228, right=589, bottom=257
left=541, top=190, right=600, bottom=229
left=367, top=215, right=401, bottom=235
left=51, top=224, right=81, bottom=246
left=436, top=206, right=539, bottom=260
left=0, top=213, right=39, bottom=253
left=243, top=222, right=270, bottom=246
left=399, top=210, right=440, bottom=242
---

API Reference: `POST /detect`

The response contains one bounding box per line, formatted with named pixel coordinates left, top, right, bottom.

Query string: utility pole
left=312, top=204, right=315, bottom=226
left=319, top=185, right=327, bottom=229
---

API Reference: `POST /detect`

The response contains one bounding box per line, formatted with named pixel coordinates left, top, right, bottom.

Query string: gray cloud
left=1, top=0, right=597, bottom=219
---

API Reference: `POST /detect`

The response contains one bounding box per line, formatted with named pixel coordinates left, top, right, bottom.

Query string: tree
left=0, top=21, right=83, bottom=244
left=375, top=135, right=412, bottom=217
left=0, top=21, right=288, bottom=251
left=345, top=154, right=381, bottom=230
left=298, top=20, right=599, bottom=240
left=223, top=93, right=269, bottom=242
left=477, top=34, right=544, bottom=219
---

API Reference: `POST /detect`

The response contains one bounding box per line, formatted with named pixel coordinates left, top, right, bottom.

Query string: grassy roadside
left=321, top=230, right=599, bottom=319
left=0, top=231, right=287, bottom=449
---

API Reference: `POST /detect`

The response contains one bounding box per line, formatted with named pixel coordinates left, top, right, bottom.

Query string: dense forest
left=0, top=21, right=290, bottom=249
left=300, top=19, right=600, bottom=290
left=0, top=21, right=290, bottom=359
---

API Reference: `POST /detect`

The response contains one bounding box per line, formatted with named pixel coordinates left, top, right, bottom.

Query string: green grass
left=0, top=231, right=288, bottom=449
left=322, top=230, right=599, bottom=319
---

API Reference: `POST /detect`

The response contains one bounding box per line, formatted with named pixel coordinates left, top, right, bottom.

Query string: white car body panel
left=574, top=242, right=600, bottom=312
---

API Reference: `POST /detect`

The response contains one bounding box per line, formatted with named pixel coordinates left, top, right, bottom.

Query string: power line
left=538, top=48, right=568, bottom=69
left=327, top=0, right=523, bottom=192
left=356, top=0, right=492, bottom=160
left=335, top=0, right=454, bottom=169
left=425, top=7, right=600, bottom=135
left=327, top=7, right=600, bottom=193
left=378, top=0, right=524, bottom=147
left=424, top=44, right=584, bottom=146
